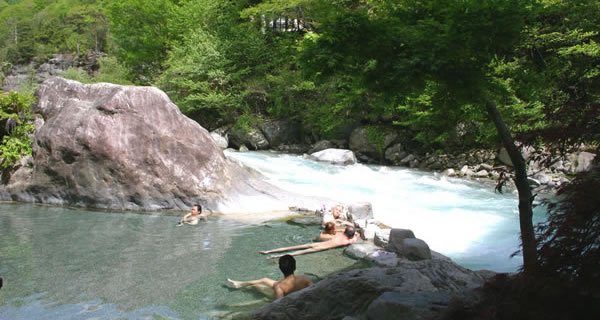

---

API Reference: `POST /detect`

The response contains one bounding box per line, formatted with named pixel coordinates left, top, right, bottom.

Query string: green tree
left=0, top=0, right=35, bottom=64
left=106, top=0, right=175, bottom=82
left=0, top=91, right=35, bottom=168
left=299, top=0, right=539, bottom=273
left=155, top=27, right=239, bottom=129
left=500, top=0, right=600, bottom=150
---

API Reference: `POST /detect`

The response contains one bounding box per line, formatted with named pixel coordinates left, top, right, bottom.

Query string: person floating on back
left=227, top=255, right=312, bottom=299
left=261, top=226, right=360, bottom=259
left=176, top=204, right=207, bottom=226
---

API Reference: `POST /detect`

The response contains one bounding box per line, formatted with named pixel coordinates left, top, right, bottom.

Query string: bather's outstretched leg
left=260, top=243, right=315, bottom=254
left=227, top=278, right=277, bottom=298
left=267, top=247, right=323, bottom=259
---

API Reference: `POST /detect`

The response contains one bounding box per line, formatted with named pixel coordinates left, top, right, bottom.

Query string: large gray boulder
left=253, top=259, right=490, bottom=320
left=0, top=77, right=320, bottom=213
left=209, top=130, right=229, bottom=149
left=399, top=238, right=432, bottom=261
left=497, top=145, right=535, bottom=167
left=347, top=202, right=374, bottom=221
left=229, top=126, right=269, bottom=150
left=384, top=143, right=407, bottom=165
left=259, top=120, right=301, bottom=148
left=307, top=148, right=357, bottom=166
left=308, top=140, right=339, bottom=154
left=386, top=229, right=416, bottom=250
left=365, top=291, right=450, bottom=320
left=386, top=229, right=432, bottom=261
left=1, top=53, right=104, bottom=92
left=569, top=151, right=596, bottom=173
left=349, top=126, right=398, bottom=160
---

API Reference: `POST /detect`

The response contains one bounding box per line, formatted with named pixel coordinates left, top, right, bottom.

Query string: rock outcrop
left=1, top=52, right=105, bottom=92
left=253, top=259, right=490, bottom=320
left=0, top=77, right=323, bottom=213
left=259, top=120, right=302, bottom=148
left=229, top=126, right=270, bottom=150
left=305, top=148, right=357, bottom=166
left=349, top=126, right=398, bottom=162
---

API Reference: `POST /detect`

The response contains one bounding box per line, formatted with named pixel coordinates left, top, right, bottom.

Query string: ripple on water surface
left=0, top=204, right=364, bottom=319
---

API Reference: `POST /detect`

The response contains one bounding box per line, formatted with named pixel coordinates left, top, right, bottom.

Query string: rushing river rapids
left=0, top=150, right=549, bottom=319
left=225, top=150, right=549, bottom=272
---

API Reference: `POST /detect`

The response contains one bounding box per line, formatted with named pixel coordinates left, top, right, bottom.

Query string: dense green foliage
left=1, top=0, right=598, bottom=146
left=1, top=0, right=598, bottom=313
left=0, top=0, right=109, bottom=64
left=62, top=56, right=132, bottom=85
left=538, top=167, right=600, bottom=288
left=442, top=167, right=600, bottom=320
left=0, top=91, right=34, bottom=168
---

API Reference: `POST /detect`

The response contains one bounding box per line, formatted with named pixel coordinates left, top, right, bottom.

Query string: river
left=0, top=150, right=549, bottom=319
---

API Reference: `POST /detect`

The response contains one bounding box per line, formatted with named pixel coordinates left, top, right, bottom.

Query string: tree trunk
left=485, top=96, right=537, bottom=275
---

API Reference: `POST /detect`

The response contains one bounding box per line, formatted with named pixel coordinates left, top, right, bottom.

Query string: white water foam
left=225, top=150, right=547, bottom=272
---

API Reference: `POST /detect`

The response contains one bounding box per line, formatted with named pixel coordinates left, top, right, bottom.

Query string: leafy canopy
left=0, top=91, right=35, bottom=168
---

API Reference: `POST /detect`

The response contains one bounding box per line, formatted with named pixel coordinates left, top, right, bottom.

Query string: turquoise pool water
left=226, top=151, right=549, bottom=272
left=0, top=203, right=364, bottom=319
left=0, top=150, right=551, bottom=319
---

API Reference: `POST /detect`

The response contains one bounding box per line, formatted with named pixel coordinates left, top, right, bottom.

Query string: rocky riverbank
left=251, top=206, right=495, bottom=320
left=0, top=77, right=335, bottom=214
left=1, top=52, right=105, bottom=92
left=210, top=121, right=597, bottom=195
left=3, top=54, right=596, bottom=193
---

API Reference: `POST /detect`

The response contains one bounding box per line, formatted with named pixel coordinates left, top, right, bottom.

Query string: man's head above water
left=191, top=204, right=202, bottom=215
left=278, top=254, right=296, bottom=277
left=344, top=225, right=356, bottom=238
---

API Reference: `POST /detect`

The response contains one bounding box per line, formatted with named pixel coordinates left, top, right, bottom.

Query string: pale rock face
left=460, top=165, right=473, bottom=176
left=308, top=148, right=357, bottom=165
left=570, top=151, right=596, bottom=173
left=229, top=126, right=269, bottom=150
left=384, top=143, right=407, bottom=164
left=497, top=145, right=536, bottom=167
left=374, top=229, right=391, bottom=247
left=210, top=131, right=228, bottom=149
left=443, top=168, right=456, bottom=177
left=474, top=170, right=489, bottom=178
left=0, top=77, right=321, bottom=213
left=348, top=202, right=374, bottom=220
left=349, top=126, right=398, bottom=159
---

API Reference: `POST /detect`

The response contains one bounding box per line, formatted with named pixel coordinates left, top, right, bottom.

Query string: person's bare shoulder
left=296, top=276, right=312, bottom=290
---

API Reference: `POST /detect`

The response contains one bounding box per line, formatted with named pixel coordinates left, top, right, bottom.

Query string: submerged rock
left=0, top=77, right=322, bottom=213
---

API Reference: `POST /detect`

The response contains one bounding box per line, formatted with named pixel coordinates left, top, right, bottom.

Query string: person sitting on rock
left=227, top=255, right=312, bottom=299
left=177, top=204, right=207, bottom=226
left=322, top=205, right=353, bottom=229
left=261, top=226, right=360, bottom=259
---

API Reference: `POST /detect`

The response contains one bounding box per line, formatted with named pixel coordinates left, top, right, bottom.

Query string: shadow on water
left=0, top=203, right=365, bottom=319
